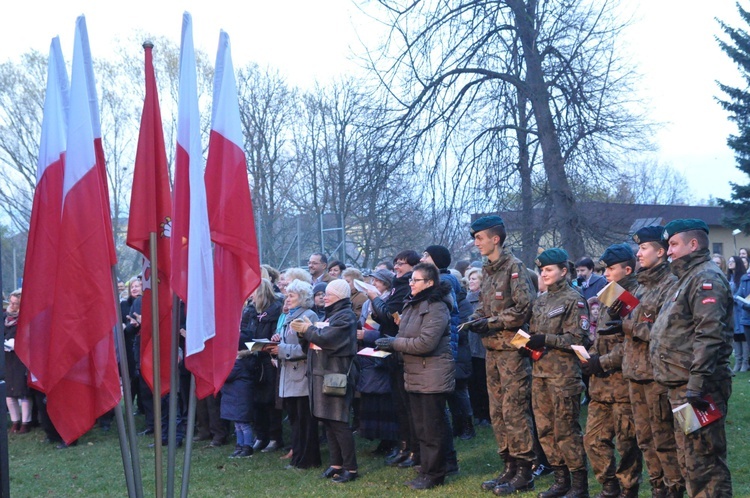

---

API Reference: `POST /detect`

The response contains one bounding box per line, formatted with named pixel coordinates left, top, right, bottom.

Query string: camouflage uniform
left=584, top=273, right=643, bottom=492
left=650, top=249, right=733, bottom=498
left=529, top=279, right=588, bottom=473
left=623, top=261, right=683, bottom=496
left=471, top=246, right=536, bottom=464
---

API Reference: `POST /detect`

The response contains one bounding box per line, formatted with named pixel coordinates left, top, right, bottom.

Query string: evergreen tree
left=718, top=2, right=750, bottom=233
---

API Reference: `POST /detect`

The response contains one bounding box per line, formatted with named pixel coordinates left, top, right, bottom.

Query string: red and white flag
left=172, top=13, right=216, bottom=384
left=15, top=37, right=68, bottom=393
left=45, top=16, right=121, bottom=444
left=126, top=42, right=173, bottom=396
left=187, top=31, right=261, bottom=399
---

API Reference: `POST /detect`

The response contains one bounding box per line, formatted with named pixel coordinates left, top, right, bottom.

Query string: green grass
left=7, top=374, right=750, bottom=497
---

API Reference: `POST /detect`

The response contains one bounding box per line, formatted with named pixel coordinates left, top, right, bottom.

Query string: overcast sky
left=1, top=0, right=746, bottom=203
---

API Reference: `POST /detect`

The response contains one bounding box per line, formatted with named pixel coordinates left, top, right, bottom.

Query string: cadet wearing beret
left=625, top=227, right=684, bottom=497
left=468, top=216, right=537, bottom=495
left=650, top=219, right=733, bottom=497
left=528, top=248, right=590, bottom=498
left=583, top=243, right=642, bottom=498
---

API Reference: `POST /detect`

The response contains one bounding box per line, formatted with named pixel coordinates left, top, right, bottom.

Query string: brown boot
left=18, top=423, right=31, bottom=434
left=594, top=479, right=620, bottom=498
left=562, top=470, right=589, bottom=498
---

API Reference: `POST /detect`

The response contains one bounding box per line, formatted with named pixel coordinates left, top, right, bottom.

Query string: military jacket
left=622, top=261, right=676, bottom=382
left=588, top=273, right=638, bottom=403
left=472, top=246, right=535, bottom=351
left=529, top=279, right=589, bottom=380
left=650, top=249, right=733, bottom=391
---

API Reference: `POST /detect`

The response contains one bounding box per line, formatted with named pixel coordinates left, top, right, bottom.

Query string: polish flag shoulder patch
left=577, top=301, right=585, bottom=308
left=511, top=272, right=519, bottom=279
left=702, top=282, right=713, bottom=290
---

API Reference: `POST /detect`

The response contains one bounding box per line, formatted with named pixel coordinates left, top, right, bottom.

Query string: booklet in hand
left=672, top=394, right=722, bottom=435
left=597, top=281, right=639, bottom=317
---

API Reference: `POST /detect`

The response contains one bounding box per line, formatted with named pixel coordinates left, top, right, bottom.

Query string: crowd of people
left=3, top=216, right=746, bottom=497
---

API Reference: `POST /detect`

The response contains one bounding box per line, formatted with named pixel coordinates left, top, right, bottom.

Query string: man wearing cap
left=468, top=216, right=537, bottom=496
left=625, top=227, right=684, bottom=498
left=582, top=243, right=642, bottom=498
left=650, top=219, right=733, bottom=497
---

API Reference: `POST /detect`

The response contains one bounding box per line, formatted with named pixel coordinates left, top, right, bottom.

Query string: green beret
left=599, top=243, right=635, bottom=267
left=470, top=215, right=504, bottom=238
left=662, top=219, right=709, bottom=241
left=535, top=248, right=569, bottom=268
left=632, top=226, right=666, bottom=246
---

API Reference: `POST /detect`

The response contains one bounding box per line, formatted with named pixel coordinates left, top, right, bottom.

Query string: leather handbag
left=322, top=359, right=354, bottom=397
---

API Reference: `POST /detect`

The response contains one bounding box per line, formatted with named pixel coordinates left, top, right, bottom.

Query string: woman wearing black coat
left=291, top=278, right=359, bottom=484
left=4, top=289, right=32, bottom=433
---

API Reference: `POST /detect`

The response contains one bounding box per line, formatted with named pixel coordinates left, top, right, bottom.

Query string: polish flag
left=187, top=31, right=261, bottom=399
left=45, top=16, right=121, bottom=444
left=172, top=13, right=216, bottom=377
left=15, top=37, right=68, bottom=393
left=126, top=42, right=173, bottom=396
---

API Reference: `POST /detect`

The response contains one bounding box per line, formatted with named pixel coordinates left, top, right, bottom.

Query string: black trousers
left=391, top=363, right=415, bottom=451
left=469, top=357, right=490, bottom=421
left=196, top=393, right=229, bottom=442
left=284, top=396, right=321, bottom=469
left=409, top=392, right=448, bottom=480
left=322, top=419, right=358, bottom=471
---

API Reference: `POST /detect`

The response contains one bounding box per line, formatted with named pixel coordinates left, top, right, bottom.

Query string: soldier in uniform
left=582, top=244, right=642, bottom=498
left=650, top=219, right=733, bottom=497
left=468, top=215, right=537, bottom=495
left=624, top=226, right=684, bottom=498
left=526, top=248, right=590, bottom=498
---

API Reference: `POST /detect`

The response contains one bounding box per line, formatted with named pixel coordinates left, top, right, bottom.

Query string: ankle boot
left=493, top=460, right=534, bottom=495
left=539, top=466, right=571, bottom=498
left=650, top=479, right=667, bottom=498
left=459, top=416, right=476, bottom=440
left=482, top=457, right=516, bottom=491
left=385, top=441, right=409, bottom=466
left=562, top=470, right=589, bottom=498
left=665, top=484, right=685, bottom=498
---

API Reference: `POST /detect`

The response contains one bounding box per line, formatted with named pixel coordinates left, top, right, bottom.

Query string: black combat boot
left=493, top=460, right=534, bottom=495
left=594, top=479, right=620, bottom=498
left=562, top=470, right=589, bottom=498
left=618, top=488, right=638, bottom=498
left=482, top=457, right=517, bottom=491
left=538, top=466, right=571, bottom=498
left=664, top=484, right=685, bottom=498
left=650, top=479, right=667, bottom=498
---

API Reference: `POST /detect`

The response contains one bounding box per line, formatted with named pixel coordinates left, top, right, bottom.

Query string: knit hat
left=312, top=282, right=327, bottom=296
left=370, top=269, right=394, bottom=288
left=424, top=245, right=452, bottom=270
left=325, top=279, right=351, bottom=300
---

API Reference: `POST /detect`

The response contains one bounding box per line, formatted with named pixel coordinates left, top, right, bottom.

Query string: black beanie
left=425, top=245, right=451, bottom=270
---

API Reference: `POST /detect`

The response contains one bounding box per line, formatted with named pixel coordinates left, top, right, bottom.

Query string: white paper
left=353, top=279, right=378, bottom=295
left=571, top=345, right=590, bottom=361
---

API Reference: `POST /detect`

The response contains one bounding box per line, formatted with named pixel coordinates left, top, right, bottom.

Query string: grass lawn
left=7, top=373, right=750, bottom=497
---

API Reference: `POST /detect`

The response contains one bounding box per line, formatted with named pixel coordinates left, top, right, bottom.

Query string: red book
left=672, top=394, right=722, bottom=435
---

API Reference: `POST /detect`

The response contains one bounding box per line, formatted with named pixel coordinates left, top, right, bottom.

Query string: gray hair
left=285, top=279, right=314, bottom=309
left=282, top=268, right=313, bottom=285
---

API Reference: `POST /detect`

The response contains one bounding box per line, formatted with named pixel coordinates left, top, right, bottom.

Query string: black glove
left=375, top=337, right=395, bottom=352
left=608, top=300, right=623, bottom=318
left=469, top=318, right=490, bottom=336
left=581, top=354, right=603, bottom=376
left=686, top=390, right=710, bottom=411
left=598, top=320, right=623, bottom=336
left=518, top=347, right=530, bottom=358
left=526, top=334, right=546, bottom=350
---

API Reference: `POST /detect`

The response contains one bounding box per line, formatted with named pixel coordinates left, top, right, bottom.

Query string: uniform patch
left=577, top=301, right=585, bottom=308
left=580, top=316, right=589, bottom=330
left=641, top=312, right=654, bottom=323
left=702, top=282, right=713, bottom=290
left=511, top=272, right=519, bottom=279
left=495, top=291, right=504, bottom=300
left=547, top=306, right=565, bottom=318
left=702, top=297, right=716, bottom=304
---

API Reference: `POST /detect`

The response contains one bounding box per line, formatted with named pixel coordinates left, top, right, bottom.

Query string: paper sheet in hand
left=571, top=345, right=590, bottom=361
left=672, top=394, right=722, bottom=435
left=245, top=339, right=279, bottom=352
left=354, top=279, right=379, bottom=295
left=510, top=330, right=531, bottom=349
left=357, top=347, right=392, bottom=358
left=597, top=281, right=639, bottom=317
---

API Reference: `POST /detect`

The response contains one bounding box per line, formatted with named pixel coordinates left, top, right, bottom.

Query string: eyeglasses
left=393, top=261, right=405, bottom=267
left=409, top=278, right=428, bottom=283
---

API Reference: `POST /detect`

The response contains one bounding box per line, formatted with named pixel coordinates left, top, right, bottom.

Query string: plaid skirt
left=358, top=392, right=399, bottom=441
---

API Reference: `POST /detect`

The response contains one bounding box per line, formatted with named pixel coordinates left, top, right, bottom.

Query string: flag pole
left=180, top=375, right=197, bottom=498
left=113, top=403, right=136, bottom=497
left=0, top=241, right=9, bottom=498
left=110, top=267, right=144, bottom=498
left=166, top=294, right=180, bottom=497
left=150, top=232, right=164, bottom=498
